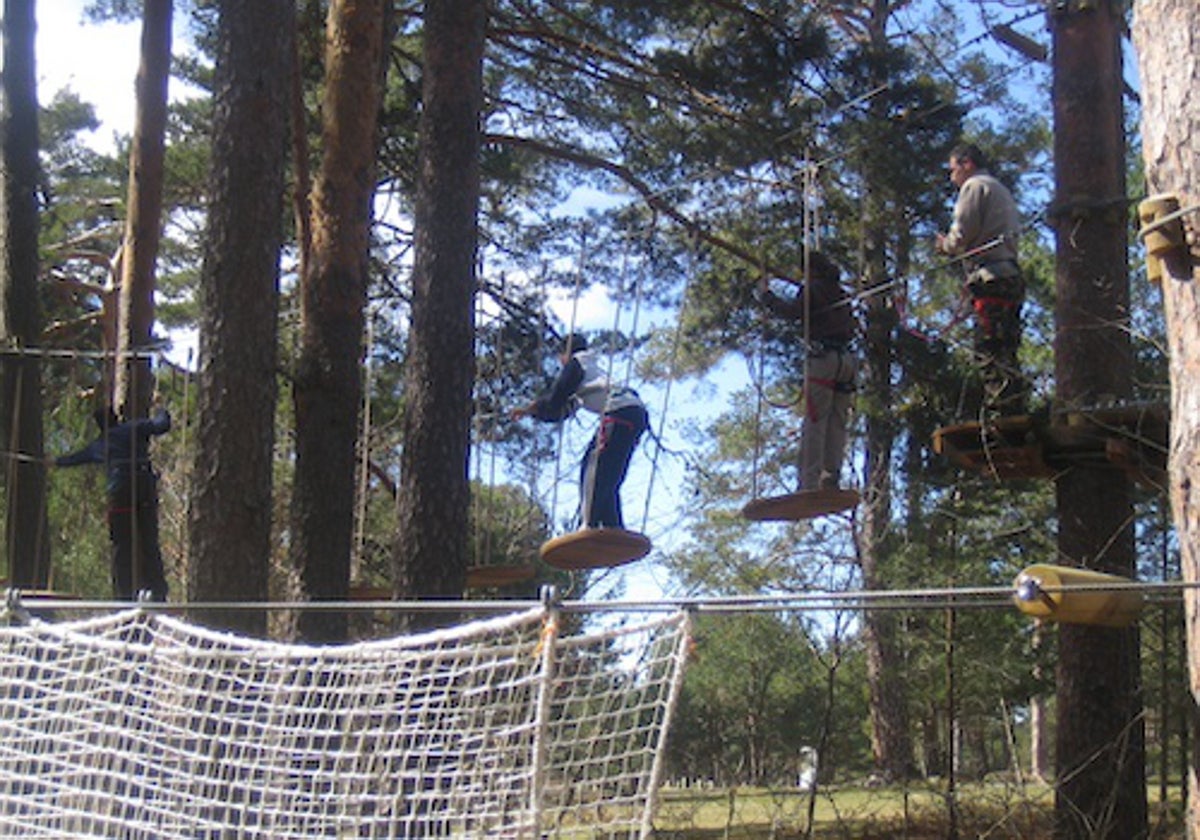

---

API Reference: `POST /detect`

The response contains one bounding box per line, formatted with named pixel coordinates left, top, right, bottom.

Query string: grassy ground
left=649, top=782, right=1186, bottom=839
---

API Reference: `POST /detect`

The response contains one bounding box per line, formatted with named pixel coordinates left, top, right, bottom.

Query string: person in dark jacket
left=757, top=251, right=858, bottom=492
left=53, top=406, right=172, bottom=600
left=511, top=334, right=648, bottom=529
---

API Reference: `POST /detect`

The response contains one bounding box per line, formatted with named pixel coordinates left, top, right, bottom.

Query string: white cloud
left=37, top=2, right=141, bottom=147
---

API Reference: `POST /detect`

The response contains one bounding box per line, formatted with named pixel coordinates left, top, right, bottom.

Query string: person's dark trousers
left=580, top=404, right=648, bottom=528
left=107, top=472, right=168, bottom=601
left=967, top=270, right=1026, bottom=416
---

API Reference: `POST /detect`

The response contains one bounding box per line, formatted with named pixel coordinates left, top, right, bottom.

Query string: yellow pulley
left=1012, top=563, right=1144, bottom=628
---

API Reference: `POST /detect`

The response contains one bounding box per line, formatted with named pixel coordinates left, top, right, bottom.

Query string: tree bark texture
left=114, top=0, right=171, bottom=419
left=187, top=1, right=293, bottom=635
left=1051, top=2, right=1146, bottom=837
left=0, top=0, right=50, bottom=588
left=292, top=0, right=388, bottom=643
left=858, top=203, right=914, bottom=779
left=392, top=0, right=485, bottom=610
left=1131, top=1, right=1200, bottom=835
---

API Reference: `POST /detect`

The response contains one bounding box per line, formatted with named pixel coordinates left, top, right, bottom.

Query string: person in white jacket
left=512, top=334, right=648, bottom=529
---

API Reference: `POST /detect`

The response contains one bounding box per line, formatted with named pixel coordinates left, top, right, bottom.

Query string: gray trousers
left=802, top=350, right=856, bottom=490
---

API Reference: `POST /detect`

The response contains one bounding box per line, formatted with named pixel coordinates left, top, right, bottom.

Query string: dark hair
left=561, top=332, right=588, bottom=354
left=805, top=251, right=841, bottom=284
left=950, top=142, right=988, bottom=170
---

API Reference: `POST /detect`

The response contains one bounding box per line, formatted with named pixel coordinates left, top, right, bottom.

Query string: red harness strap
left=597, top=413, right=637, bottom=450
left=972, top=295, right=1018, bottom=333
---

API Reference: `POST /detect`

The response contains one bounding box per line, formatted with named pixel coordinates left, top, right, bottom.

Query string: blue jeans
left=580, top=405, right=648, bottom=528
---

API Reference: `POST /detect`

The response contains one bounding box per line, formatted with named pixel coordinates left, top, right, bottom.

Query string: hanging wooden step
left=741, top=488, right=859, bottom=522
left=539, top=528, right=651, bottom=571
left=1012, top=563, right=1144, bottom=628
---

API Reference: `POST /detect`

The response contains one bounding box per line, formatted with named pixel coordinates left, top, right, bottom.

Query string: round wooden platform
left=539, top=528, right=652, bottom=571
left=2, top=584, right=79, bottom=601
left=741, top=488, right=860, bottom=522
left=465, top=564, right=537, bottom=588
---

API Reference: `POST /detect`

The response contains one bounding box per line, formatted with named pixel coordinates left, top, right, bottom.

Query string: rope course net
left=0, top=606, right=691, bottom=839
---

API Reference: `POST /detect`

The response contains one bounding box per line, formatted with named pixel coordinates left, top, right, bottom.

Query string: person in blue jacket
left=53, top=405, right=172, bottom=600
left=511, top=334, right=648, bottom=529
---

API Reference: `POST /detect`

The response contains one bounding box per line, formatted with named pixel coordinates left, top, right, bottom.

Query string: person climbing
left=756, top=251, right=858, bottom=492
left=935, top=141, right=1027, bottom=417
left=511, top=333, right=648, bottom=529
left=51, top=405, right=172, bottom=601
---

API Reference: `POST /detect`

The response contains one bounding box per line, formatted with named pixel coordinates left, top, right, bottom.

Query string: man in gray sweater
left=936, top=142, right=1027, bottom=417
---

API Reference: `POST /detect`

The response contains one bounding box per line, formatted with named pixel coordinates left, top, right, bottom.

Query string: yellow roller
left=1012, top=564, right=1144, bottom=628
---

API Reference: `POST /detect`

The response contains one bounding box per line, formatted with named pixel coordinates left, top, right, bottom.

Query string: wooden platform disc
left=1, top=584, right=79, bottom=601
left=932, top=419, right=1053, bottom=480
left=539, top=528, right=651, bottom=571
left=1013, top=563, right=1144, bottom=628
left=466, top=564, right=537, bottom=588
left=933, top=403, right=1168, bottom=487
left=741, top=488, right=860, bottom=522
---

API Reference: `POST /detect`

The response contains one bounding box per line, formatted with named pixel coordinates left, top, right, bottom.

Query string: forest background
left=1, top=0, right=1187, bottom=833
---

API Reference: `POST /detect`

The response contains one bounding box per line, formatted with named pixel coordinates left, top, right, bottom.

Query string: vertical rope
left=180, top=346, right=193, bottom=571
left=639, top=227, right=693, bottom=532
left=556, top=223, right=588, bottom=530
left=800, top=150, right=816, bottom=490
left=353, top=311, right=375, bottom=579
left=639, top=609, right=692, bottom=839
left=471, top=268, right=485, bottom=570
left=4, top=359, right=22, bottom=578
left=621, top=227, right=648, bottom=391
left=472, top=265, right=504, bottom=571
left=530, top=601, right=559, bottom=832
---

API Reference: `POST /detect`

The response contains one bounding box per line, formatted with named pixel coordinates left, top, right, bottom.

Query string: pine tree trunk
left=1131, top=2, right=1200, bottom=835
left=292, top=0, right=388, bottom=643
left=391, top=0, right=485, bottom=616
left=1051, top=2, right=1146, bottom=836
left=187, top=2, right=293, bottom=635
left=0, top=0, right=50, bottom=589
left=114, top=0, right=171, bottom=420
left=859, top=212, right=914, bottom=779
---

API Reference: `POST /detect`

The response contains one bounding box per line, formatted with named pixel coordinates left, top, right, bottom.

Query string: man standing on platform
left=757, top=251, right=858, bottom=492
left=936, top=141, right=1027, bottom=417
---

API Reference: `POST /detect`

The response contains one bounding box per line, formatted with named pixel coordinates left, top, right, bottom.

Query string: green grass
left=648, top=781, right=1185, bottom=839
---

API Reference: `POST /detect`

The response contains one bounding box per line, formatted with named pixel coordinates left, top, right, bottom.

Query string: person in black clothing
left=53, top=406, right=172, bottom=600
left=757, top=251, right=858, bottom=492
left=511, top=334, right=648, bottom=529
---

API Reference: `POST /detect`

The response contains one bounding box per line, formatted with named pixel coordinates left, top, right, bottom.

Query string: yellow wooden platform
left=540, top=528, right=651, bottom=570
left=933, top=402, right=1168, bottom=488
left=742, top=488, right=860, bottom=522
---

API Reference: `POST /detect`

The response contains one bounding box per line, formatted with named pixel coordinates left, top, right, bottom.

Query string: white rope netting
left=0, top=606, right=690, bottom=839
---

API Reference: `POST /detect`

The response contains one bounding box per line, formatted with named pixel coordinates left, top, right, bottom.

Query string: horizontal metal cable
left=4, top=577, right=1195, bottom=618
